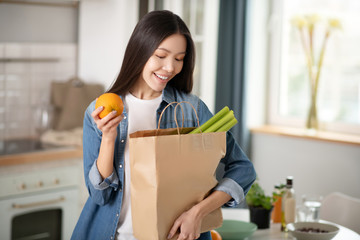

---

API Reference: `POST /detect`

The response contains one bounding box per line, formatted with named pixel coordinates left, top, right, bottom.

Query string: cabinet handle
left=12, top=196, right=65, bottom=209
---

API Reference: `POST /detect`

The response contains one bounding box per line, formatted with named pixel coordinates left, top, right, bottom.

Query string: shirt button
left=124, top=116, right=127, bottom=119
left=119, top=164, right=123, bottom=168
left=121, top=139, right=124, bottom=143
left=116, top=213, right=119, bottom=217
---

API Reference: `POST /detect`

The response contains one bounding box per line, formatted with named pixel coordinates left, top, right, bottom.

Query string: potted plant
left=246, top=181, right=275, bottom=229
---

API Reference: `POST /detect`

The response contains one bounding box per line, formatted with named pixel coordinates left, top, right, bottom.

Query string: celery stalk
left=203, top=110, right=234, bottom=133
left=188, top=106, right=229, bottom=134
left=216, top=118, right=238, bottom=132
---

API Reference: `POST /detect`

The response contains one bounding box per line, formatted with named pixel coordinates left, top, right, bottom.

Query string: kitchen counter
left=0, top=146, right=83, bottom=167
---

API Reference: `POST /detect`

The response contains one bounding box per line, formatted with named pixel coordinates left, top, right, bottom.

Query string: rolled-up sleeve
left=89, top=159, right=119, bottom=191
left=217, top=131, right=256, bottom=207
left=214, top=177, right=244, bottom=207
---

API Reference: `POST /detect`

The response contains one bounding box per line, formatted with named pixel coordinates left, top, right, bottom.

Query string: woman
left=71, top=10, right=256, bottom=240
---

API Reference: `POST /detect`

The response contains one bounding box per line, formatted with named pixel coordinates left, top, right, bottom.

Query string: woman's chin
left=152, top=81, right=168, bottom=92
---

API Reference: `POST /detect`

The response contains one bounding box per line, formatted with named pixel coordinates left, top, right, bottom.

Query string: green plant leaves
left=246, top=182, right=274, bottom=210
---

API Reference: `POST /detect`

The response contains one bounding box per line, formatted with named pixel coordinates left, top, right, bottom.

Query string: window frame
left=267, top=0, right=360, bottom=135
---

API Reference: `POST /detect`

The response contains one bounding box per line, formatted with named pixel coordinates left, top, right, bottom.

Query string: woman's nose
left=163, top=59, right=175, bottom=73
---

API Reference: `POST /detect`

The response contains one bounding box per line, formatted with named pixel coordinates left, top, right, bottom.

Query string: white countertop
left=221, top=208, right=360, bottom=240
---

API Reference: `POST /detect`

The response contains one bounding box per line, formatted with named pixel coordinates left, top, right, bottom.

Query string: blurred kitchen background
left=0, top=0, right=359, bottom=239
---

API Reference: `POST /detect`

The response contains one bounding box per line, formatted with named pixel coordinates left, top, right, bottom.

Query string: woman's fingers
left=176, top=233, right=198, bottom=240
left=105, top=113, right=123, bottom=129
left=176, top=233, right=188, bottom=240
left=168, top=207, right=202, bottom=240
left=167, top=220, right=181, bottom=239
left=168, top=219, right=198, bottom=240
left=92, top=106, right=123, bottom=134
left=91, top=106, right=104, bottom=120
left=102, top=110, right=119, bottom=122
left=99, top=112, right=121, bottom=130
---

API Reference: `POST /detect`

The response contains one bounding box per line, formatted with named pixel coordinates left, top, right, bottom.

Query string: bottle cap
left=286, top=176, right=293, bottom=187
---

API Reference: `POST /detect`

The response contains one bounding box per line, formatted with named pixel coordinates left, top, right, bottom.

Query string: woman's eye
left=175, top=58, right=184, bottom=62
left=156, top=55, right=165, bottom=59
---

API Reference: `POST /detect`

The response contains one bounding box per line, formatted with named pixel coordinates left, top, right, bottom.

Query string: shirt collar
left=162, top=84, right=176, bottom=104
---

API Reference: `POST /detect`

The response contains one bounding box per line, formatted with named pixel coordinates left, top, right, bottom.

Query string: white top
left=116, top=92, right=162, bottom=240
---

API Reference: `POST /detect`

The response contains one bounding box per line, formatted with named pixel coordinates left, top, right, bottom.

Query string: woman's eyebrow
left=157, top=48, right=186, bottom=55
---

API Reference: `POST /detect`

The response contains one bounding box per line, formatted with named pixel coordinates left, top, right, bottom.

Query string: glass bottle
left=281, top=176, right=296, bottom=231
left=272, top=183, right=285, bottom=223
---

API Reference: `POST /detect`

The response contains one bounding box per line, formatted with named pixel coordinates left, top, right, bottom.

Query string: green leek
left=188, top=106, right=229, bottom=134
left=203, top=110, right=234, bottom=133
left=216, top=118, right=238, bottom=132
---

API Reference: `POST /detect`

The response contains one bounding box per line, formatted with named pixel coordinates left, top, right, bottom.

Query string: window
left=268, top=0, right=360, bottom=134
left=150, top=0, right=219, bottom=112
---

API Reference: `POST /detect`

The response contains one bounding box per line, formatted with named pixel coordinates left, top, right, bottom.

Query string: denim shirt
left=71, top=85, right=256, bottom=240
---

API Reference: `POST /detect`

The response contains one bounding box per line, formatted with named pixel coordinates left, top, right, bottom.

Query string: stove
left=0, top=159, right=82, bottom=240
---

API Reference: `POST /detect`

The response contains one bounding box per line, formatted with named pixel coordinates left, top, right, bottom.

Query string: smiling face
left=131, top=33, right=187, bottom=99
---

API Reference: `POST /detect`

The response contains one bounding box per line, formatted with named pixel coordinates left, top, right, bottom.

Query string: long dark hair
left=107, top=10, right=195, bottom=95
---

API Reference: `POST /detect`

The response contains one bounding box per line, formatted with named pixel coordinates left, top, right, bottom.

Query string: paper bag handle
left=157, top=101, right=201, bottom=134
left=158, top=102, right=184, bottom=130
left=174, top=101, right=201, bottom=130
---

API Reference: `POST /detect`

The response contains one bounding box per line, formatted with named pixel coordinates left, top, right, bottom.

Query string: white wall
left=251, top=132, right=360, bottom=203
left=0, top=3, right=78, bottom=43
left=78, top=0, right=139, bottom=90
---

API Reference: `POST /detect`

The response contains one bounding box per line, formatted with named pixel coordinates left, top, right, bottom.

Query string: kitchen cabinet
left=0, top=147, right=87, bottom=239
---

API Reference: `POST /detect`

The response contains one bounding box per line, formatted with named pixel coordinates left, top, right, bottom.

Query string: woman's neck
left=129, top=82, right=162, bottom=100
left=129, top=90, right=162, bottom=100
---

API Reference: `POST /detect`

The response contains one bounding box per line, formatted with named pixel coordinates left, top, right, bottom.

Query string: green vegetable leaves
left=189, top=106, right=238, bottom=134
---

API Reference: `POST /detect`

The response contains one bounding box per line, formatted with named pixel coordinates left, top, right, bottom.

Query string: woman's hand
left=167, top=206, right=203, bottom=240
left=91, top=106, right=124, bottom=141
left=167, top=191, right=232, bottom=240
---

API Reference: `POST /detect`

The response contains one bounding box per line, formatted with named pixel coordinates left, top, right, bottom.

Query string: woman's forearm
left=96, top=137, right=116, bottom=179
left=193, top=190, right=232, bottom=219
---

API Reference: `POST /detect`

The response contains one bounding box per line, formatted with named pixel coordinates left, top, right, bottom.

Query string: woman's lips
left=154, top=73, right=170, bottom=83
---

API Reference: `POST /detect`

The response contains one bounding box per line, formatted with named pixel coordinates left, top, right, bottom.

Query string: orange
left=95, top=93, right=124, bottom=119
left=210, top=230, right=222, bottom=240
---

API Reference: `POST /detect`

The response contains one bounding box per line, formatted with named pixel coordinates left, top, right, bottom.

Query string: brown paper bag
left=50, top=77, right=104, bottom=130
left=129, top=103, right=226, bottom=240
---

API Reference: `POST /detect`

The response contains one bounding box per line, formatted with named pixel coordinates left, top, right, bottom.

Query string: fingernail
left=112, top=110, right=117, bottom=114
left=167, top=234, right=172, bottom=239
left=98, top=106, right=104, bottom=110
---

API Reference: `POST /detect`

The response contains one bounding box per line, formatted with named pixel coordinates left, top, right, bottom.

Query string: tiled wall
left=0, top=43, right=77, bottom=140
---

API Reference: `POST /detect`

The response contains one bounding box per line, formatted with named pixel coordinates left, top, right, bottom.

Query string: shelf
left=0, top=58, right=59, bottom=63
left=0, top=0, right=79, bottom=8
left=250, top=125, right=360, bottom=146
